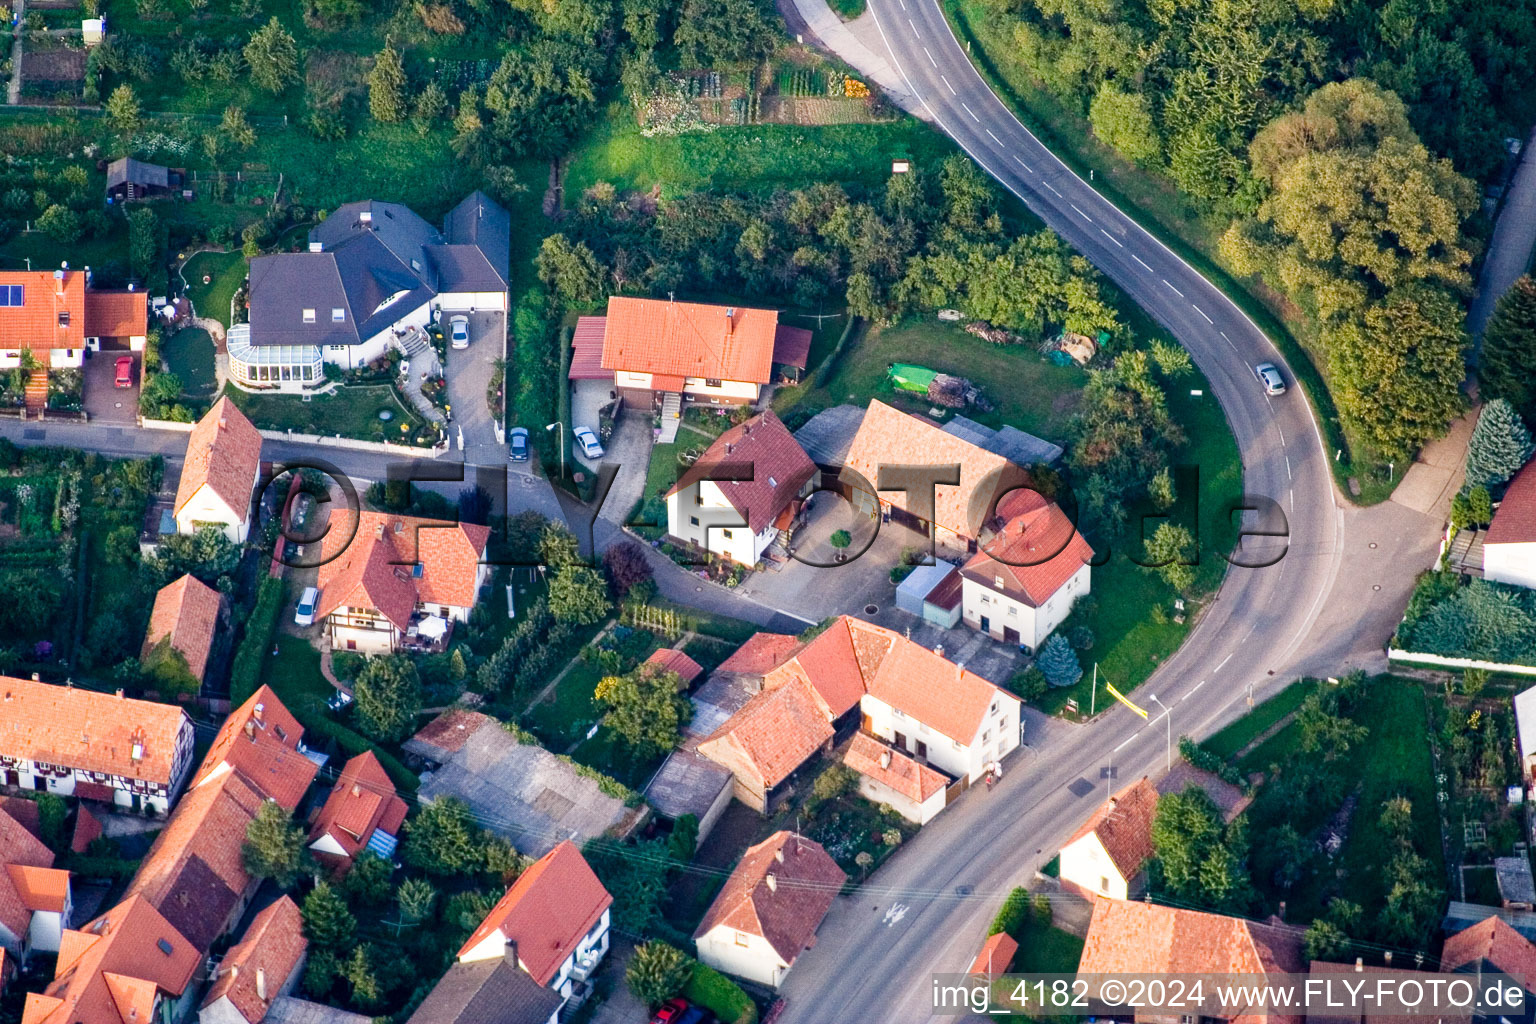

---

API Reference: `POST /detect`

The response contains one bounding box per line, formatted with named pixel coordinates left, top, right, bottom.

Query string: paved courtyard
left=82, top=349, right=139, bottom=425
left=443, top=310, right=506, bottom=464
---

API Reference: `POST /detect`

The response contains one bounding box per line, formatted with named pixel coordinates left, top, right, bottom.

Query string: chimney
left=128, top=283, right=135, bottom=292
left=774, top=846, right=785, bottom=864
left=253, top=702, right=265, bottom=723
left=933, top=644, right=944, bottom=658
left=256, top=967, right=266, bottom=1002
left=725, top=308, right=736, bottom=335
left=31, top=672, right=40, bottom=681
left=1354, top=958, right=1363, bottom=972
left=244, top=719, right=256, bottom=739
left=880, top=750, right=892, bottom=769
left=502, top=939, right=518, bottom=968
left=1384, top=951, right=1392, bottom=967
left=115, top=688, right=124, bottom=698
left=351, top=783, right=362, bottom=796
left=1107, top=797, right=1117, bottom=811
left=765, top=873, right=776, bottom=892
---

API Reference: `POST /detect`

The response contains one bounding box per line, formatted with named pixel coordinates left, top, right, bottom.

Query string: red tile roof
left=969, top=932, right=1018, bottom=977
left=173, top=397, right=263, bottom=523
left=693, top=831, right=844, bottom=965
left=194, top=686, right=316, bottom=810
left=601, top=296, right=779, bottom=385
left=1079, top=899, right=1304, bottom=985
left=1063, top=777, right=1160, bottom=880
left=456, top=840, right=613, bottom=987
left=844, top=732, right=948, bottom=803
left=1441, top=916, right=1536, bottom=989
left=407, top=709, right=495, bottom=760
left=0, top=804, right=55, bottom=944
left=1488, top=459, right=1536, bottom=545
left=844, top=400, right=1029, bottom=540
left=71, top=805, right=103, bottom=854
left=0, top=797, right=43, bottom=845
left=668, top=410, right=815, bottom=533
left=309, top=751, right=408, bottom=864
left=763, top=616, right=892, bottom=719
left=200, top=896, right=308, bottom=1024
left=718, top=633, right=803, bottom=676
left=646, top=648, right=704, bottom=686
left=314, top=510, right=490, bottom=630
left=82, top=290, right=148, bottom=338
left=0, top=271, right=85, bottom=353
left=772, top=326, right=812, bottom=369
left=142, top=574, right=222, bottom=683
left=568, top=316, right=610, bottom=380
left=0, top=675, right=191, bottom=785
left=697, top=678, right=834, bottom=790
left=962, top=488, right=1093, bottom=606
left=22, top=895, right=200, bottom=1024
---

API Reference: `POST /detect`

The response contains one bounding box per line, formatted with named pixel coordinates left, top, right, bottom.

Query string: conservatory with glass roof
left=226, top=324, right=324, bottom=392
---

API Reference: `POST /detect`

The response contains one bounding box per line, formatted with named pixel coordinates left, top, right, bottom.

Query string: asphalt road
left=769, top=0, right=1382, bottom=1020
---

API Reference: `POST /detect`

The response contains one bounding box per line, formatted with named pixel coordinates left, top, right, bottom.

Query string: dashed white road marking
left=1192, top=304, right=1213, bottom=324
left=961, top=102, right=980, bottom=121
left=1220, top=330, right=1237, bottom=352
left=1070, top=204, right=1091, bottom=222
left=1100, top=229, right=1122, bottom=248
left=908, top=18, right=919, bottom=36
left=1285, top=456, right=1292, bottom=481
left=1182, top=680, right=1207, bottom=701
left=1012, top=155, right=1034, bottom=173
left=1044, top=182, right=1062, bottom=197
left=1132, top=254, right=1152, bottom=271
left=924, top=46, right=936, bottom=67
left=1215, top=653, right=1234, bottom=671
left=1277, top=425, right=1286, bottom=445
left=986, top=128, right=1001, bottom=143
left=941, top=74, right=955, bottom=95
left=1163, top=279, right=1185, bottom=298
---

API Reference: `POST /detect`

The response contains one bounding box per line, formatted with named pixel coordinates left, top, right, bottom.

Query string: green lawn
left=223, top=383, right=428, bottom=443
left=1202, top=679, right=1319, bottom=761
left=159, top=327, right=218, bottom=397
left=569, top=725, right=665, bottom=789
left=1011, top=916, right=1085, bottom=973
left=181, top=250, right=247, bottom=328
left=829, top=0, right=867, bottom=16
left=523, top=659, right=606, bottom=749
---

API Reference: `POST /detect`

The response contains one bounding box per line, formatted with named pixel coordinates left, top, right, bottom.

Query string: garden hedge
left=229, top=576, right=285, bottom=705
left=683, top=963, right=758, bottom=1024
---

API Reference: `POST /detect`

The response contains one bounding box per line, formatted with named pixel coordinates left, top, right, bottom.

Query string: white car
left=449, top=315, right=470, bottom=350
left=574, top=426, right=604, bottom=460
left=1253, top=362, right=1286, bottom=396
left=294, top=586, right=319, bottom=626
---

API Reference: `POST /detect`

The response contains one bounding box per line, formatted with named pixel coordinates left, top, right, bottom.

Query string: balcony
left=400, top=613, right=453, bottom=653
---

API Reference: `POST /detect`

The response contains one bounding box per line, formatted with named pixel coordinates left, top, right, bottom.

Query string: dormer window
left=331, top=308, right=345, bottom=322
left=58, top=311, right=70, bottom=327
left=994, top=575, right=1005, bottom=590
left=303, top=309, right=316, bottom=323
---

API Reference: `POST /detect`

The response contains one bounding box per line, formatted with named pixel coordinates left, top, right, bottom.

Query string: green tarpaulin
left=889, top=363, right=939, bottom=393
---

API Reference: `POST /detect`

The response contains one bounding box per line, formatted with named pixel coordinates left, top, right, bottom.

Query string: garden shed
left=895, top=560, right=963, bottom=628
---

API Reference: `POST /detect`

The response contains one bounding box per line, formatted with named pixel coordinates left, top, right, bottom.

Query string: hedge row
left=684, top=963, right=757, bottom=1024
left=229, top=576, right=285, bottom=705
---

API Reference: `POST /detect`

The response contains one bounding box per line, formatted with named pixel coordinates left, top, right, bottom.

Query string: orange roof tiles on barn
left=962, top=488, right=1094, bottom=606
left=82, top=290, right=148, bottom=338
left=693, top=831, right=844, bottom=965
left=1488, top=460, right=1536, bottom=545
left=0, top=271, right=85, bottom=354
left=1063, top=777, right=1160, bottom=880
left=697, top=678, right=834, bottom=790
left=142, top=574, right=222, bottom=683
left=308, top=751, right=408, bottom=866
left=172, top=397, right=263, bottom=522
left=762, top=616, right=894, bottom=719
left=457, top=840, right=613, bottom=987
left=22, top=895, right=200, bottom=1024
left=194, top=686, right=316, bottom=811
left=0, top=675, right=191, bottom=786
left=70, top=805, right=103, bottom=855
left=1079, top=900, right=1305, bottom=995
left=405, top=708, right=495, bottom=761
left=646, top=648, right=704, bottom=686
left=717, top=633, right=803, bottom=677
left=600, top=296, right=779, bottom=385
left=668, top=410, right=816, bottom=534
left=200, top=896, right=308, bottom=1024
left=969, top=932, right=1019, bottom=978
left=314, top=509, right=490, bottom=629
left=843, top=733, right=948, bottom=804
left=843, top=400, right=1029, bottom=540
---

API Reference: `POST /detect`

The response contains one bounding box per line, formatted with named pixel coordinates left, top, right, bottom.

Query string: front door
left=980, top=616, right=990, bottom=633
left=893, top=730, right=908, bottom=750
left=916, top=739, right=928, bottom=760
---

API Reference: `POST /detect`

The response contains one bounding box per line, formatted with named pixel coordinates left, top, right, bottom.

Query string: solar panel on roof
left=366, top=829, right=398, bottom=858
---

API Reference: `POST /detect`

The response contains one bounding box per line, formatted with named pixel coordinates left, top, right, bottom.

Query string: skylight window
left=303, top=309, right=316, bottom=323
left=0, top=285, right=22, bottom=306
left=331, top=308, right=345, bottom=322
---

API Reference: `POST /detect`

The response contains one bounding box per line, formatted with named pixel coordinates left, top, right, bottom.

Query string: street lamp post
left=545, top=421, right=563, bottom=481
left=1150, top=694, right=1172, bottom=772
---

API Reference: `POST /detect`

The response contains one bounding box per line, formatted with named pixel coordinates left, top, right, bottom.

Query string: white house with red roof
left=0, top=803, right=71, bottom=970
left=960, top=488, right=1093, bottom=652
left=307, top=751, right=408, bottom=870
left=199, top=896, right=308, bottom=1024
left=842, top=732, right=948, bottom=824
left=1057, top=776, right=1160, bottom=900
left=693, top=831, right=844, bottom=988
left=456, top=840, right=613, bottom=1011
left=0, top=268, right=148, bottom=373
left=0, top=674, right=196, bottom=814
left=172, top=398, right=264, bottom=544
left=315, top=510, right=491, bottom=653
left=665, top=409, right=816, bottom=567
left=1484, top=460, right=1536, bottom=591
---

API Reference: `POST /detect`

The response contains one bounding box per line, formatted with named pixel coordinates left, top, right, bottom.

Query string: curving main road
left=767, top=0, right=1442, bottom=1020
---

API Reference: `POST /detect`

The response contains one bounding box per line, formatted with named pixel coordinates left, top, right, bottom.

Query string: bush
left=230, top=577, right=284, bottom=704
left=988, top=887, right=1030, bottom=937
left=1036, top=634, right=1083, bottom=688
left=1007, top=667, right=1048, bottom=701
left=683, top=963, right=758, bottom=1024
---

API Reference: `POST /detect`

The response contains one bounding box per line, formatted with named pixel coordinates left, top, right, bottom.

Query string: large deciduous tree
left=243, top=799, right=309, bottom=888
left=594, top=663, right=692, bottom=757
left=244, top=17, right=301, bottom=94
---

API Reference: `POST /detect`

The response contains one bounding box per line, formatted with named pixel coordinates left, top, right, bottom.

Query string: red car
left=651, top=999, right=689, bottom=1024
left=114, top=356, right=134, bottom=388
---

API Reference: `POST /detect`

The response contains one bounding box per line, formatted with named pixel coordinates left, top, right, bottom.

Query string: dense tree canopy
left=1481, top=276, right=1536, bottom=420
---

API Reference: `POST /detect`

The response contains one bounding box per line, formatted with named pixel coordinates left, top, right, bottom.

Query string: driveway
left=83, top=350, right=139, bottom=425
left=443, top=310, right=506, bottom=464
left=595, top=406, right=652, bottom=524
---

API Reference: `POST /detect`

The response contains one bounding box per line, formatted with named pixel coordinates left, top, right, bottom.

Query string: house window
left=1008, top=606, right=1017, bottom=616
left=951, top=739, right=961, bottom=750
left=1101, top=877, right=1110, bottom=892
left=274, top=725, right=287, bottom=742
left=690, top=516, right=699, bottom=526
left=705, top=378, right=722, bottom=388
left=303, top=309, right=316, bottom=323
left=331, top=308, right=345, bottom=322
left=994, top=575, right=1005, bottom=589
left=990, top=701, right=998, bottom=715
left=58, top=311, right=70, bottom=327
left=983, top=730, right=990, bottom=743
left=735, top=931, right=749, bottom=947
left=721, top=529, right=733, bottom=539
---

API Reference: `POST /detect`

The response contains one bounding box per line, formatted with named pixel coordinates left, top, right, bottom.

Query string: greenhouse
left=226, top=324, right=323, bottom=391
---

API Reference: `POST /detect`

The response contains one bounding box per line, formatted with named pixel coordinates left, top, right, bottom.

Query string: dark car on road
left=509, top=427, right=529, bottom=462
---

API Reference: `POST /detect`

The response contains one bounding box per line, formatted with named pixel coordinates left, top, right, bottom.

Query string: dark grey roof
left=942, top=414, right=1064, bottom=466
left=247, top=253, right=359, bottom=348
left=310, top=200, right=443, bottom=289
left=153, top=854, right=240, bottom=953
left=265, top=997, right=375, bottom=1024
left=644, top=749, right=732, bottom=822
left=107, top=157, right=169, bottom=189
left=793, top=404, right=866, bottom=467
left=406, top=958, right=565, bottom=1024
left=441, top=191, right=511, bottom=291
left=428, top=244, right=507, bottom=294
